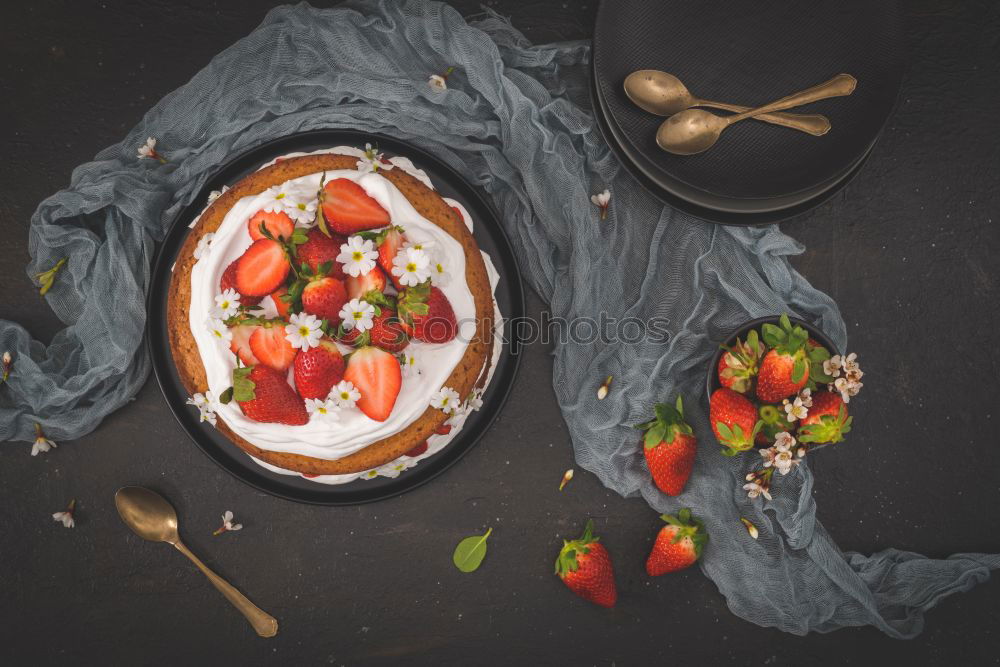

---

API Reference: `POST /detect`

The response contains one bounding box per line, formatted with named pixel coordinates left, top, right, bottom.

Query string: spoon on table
left=115, top=486, right=279, bottom=638
left=624, top=70, right=831, bottom=137
left=656, top=73, right=857, bottom=156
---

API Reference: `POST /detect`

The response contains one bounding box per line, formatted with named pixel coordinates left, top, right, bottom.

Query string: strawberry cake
left=167, top=146, right=503, bottom=484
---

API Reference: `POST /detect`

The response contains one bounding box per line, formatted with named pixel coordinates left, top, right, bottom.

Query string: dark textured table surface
left=2, top=1, right=998, bottom=664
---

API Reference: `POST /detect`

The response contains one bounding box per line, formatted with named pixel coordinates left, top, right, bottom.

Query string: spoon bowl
left=115, top=486, right=180, bottom=544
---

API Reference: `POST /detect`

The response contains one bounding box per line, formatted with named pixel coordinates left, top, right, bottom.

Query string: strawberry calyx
left=635, top=395, right=693, bottom=449
left=355, top=224, right=405, bottom=246
left=659, top=508, right=708, bottom=558
left=799, top=403, right=853, bottom=444
left=715, top=418, right=763, bottom=456
left=396, top=279, right=432, bottom=327
left=719, top=330, right=764, bottom=392
left=762, top=314, right=810, bottom=384
left=554, top=519, right=599, bottom=578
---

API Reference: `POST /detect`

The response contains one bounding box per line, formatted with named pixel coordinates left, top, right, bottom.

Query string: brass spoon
left=624, top=70, right=831, bottom=136
left=656, top=73, right=857, bottom=156
left=115, top=486, right=279, bottom=638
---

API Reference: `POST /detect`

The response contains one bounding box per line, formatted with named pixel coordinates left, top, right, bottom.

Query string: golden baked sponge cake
left=168, top=148, right=499, bottom=483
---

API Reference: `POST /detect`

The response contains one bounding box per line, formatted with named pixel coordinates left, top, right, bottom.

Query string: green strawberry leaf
left=218, top=387, right=234, bottom=405
left=452, top=527, right=492, bottom=573
left=791, top=357, right=807, bottom=383
left=761, top=323, right=786, bottom=348
left=232, top=366, right=255, bottom=402
left=808, top=344, right=831, bottom=362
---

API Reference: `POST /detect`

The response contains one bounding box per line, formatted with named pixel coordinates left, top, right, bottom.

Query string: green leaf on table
left=452, top=527, right=493, bottom=573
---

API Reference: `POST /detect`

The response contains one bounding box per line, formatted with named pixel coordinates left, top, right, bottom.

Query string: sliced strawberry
left=301, top=277, right=348, bottom=324
left=377, top=227, right=405, bottom=286
left=293, top=339, right=345, bottom=400
left=237, top=365, right=308, bottom=425
left=249, top=323, right=297, bottom=372
left=398, top=284, right=457, bottom=344
left=343, top=346, right=402, bottom=422
left=320, top=178, right=391, bottom=235
left=340, top=308, right=409, bottom=353
left=228, top=324, right=261, bottom=366
left=220, top=260, right=263, bottom=307
left=296, top=227, right=347, bottom=279
left=405, top=441, right=429, bottom=457
left=345, top=266, right=388, bottom=301
left=270, top=285, right=293, bottom=319
left=235, top=239, right=290, bottom=296
left=248, top=209, right=295, bottom=242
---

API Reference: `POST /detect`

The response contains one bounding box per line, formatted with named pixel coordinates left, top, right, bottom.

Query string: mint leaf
left=452, top=527, right=492, bottom=573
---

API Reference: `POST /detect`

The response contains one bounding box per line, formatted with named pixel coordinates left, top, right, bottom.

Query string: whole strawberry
left=709, top=388, right=761, bottom=455
left=636, top=395, right=697, bottom=496
left=717, top=329, right=764, bottom=394
left=293, top=338, right=345, bottom=400
left=554, top=519, right=617, bottom=608
left=757, top=314, right=811, bottom=402
left=236, top=365, right=308, bottom=425
left=798, top=391, right=852, bottom=444
left=397, top=283, right=457, bottom=344
left=646, top=508, right=707, bottom=576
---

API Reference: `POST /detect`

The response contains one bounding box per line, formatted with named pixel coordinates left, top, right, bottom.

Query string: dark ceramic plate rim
left=704, top=315, right=839, bottom=403
left=590, top=65, right=874, bottom=226
left=147, top=129, right=525, bottom=505
left=592, top=0, right=904, bottom=203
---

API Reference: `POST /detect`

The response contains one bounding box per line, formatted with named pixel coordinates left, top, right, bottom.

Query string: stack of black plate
left=592, top=0, right=905, bottom=225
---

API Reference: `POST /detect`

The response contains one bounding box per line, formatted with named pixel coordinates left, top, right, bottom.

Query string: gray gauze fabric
left=2, top=0, right=996, bottom=637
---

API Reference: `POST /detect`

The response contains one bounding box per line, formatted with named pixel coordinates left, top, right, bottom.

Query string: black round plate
left=593, top=0, right=903, bottom=205
left=590, top=62, right=874, bottom=226
left=147, top=130, right=524, bottom=505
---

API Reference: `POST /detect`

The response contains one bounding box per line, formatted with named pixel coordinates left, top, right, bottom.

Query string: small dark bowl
left=705, top=316, right=839, bottom=404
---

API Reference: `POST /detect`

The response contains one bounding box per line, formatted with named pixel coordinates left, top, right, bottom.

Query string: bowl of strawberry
left=706, top=314, right=864, bottom=461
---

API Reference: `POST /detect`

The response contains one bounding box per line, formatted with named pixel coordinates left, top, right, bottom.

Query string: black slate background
left=1, top=1, right=998, bottom=665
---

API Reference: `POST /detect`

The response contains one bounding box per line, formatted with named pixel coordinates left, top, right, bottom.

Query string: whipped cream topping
left=187, top=147, right=502, bottom=484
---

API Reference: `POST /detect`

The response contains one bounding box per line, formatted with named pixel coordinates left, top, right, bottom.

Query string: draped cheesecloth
left=2, top=0, right=996, bottom=637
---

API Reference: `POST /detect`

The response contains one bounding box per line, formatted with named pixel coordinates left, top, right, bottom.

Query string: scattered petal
left=559, top=469, right=574, bottom=491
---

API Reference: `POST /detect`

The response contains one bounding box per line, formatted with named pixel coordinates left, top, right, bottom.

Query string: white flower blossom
left=774, top=431, right=796, bottom=452
left=401, top=351, right=420, bottom=378
left=207, top=318, right=233, bottom=343
left=337, top=236, right=378, bottom=277
left=428, top=74, right=448, bottom=91
left=206, top=185, right=228, bottom=205
left=194, top=232, right=215, bottom=260
left=356, top=143, right=387, bottom=173
left=743, top=482, right=772, bottom=501
left=391, top=247, right=431, bottom=287
left=137, top=136, right=165, bottom=162
left=339, top=298, right=376, bottom=333
left=823, top=355, right=843, bottom=377
left=286, top=198, right=318, bottom=225
left=842, top=353, right=864, bottom=383
left=429, top=259, right=450, bottom=287
left=285, top=312, right=323, bottom=349
left=52, top=501, right=75, bottom=528
left=402, top=239, right=435, bottom=253
left=186, top=391, right=219, bottom=426
left=32, top=424, right=57, bottom=456
left=796, top=387, right=813, bottom=408
left=773, top=449, right=798, bottom=475
left=305, top=397, right=341, bottom=422
left=332, top=380, right=361, bottom=409
left=429, top=386, right=461, bottom=415
left=466, top=390, right=484, bottom=412
left=214, top=510, right=242, bottom=536
left=212, top=288, right=241, bottom=319
left=783, top=396, right=809, bottom=422
left=591, top=189, right=611, bottom=219
left=261, top=182, right=298, bottom=213
left=832, top=377, right=863, bottom=403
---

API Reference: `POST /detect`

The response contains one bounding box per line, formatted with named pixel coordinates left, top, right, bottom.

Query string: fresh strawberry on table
left=293, top=338, right=345, bottom=400
left=554, top=519, right=617, bottom=608
left=798, top=391, right=853, bottom=444
left=248, top=321, right=297, bottom=372
left=342, top=345, right=402, bottom=422
left=756, top=314, right=811, bottom=402
left=345, top=266, right=388, bottom=301
left=248, top=209, right=294, bottom=242
left=645, top=508, right=707, bottom=576
left=709, top=387, right=762, bottom=455
left=235, top=239, right=291, bottom=297
left=718, top=329, right=764, bottom=394
left=296, top=227, right=347, bottom=279
left=220, top=259, right=263, bottom=307
left=301, top=276, right=349, bottom=325
left=235, top=365, right=308, bottom=425
left=636, top=395, right=697, bottom=496
left=397, top=282, right=457, bottom=343
left=318, top=177, right=391, bottom=236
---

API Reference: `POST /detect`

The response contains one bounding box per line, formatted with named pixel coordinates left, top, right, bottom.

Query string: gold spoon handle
left=727, top=73, right=857, bottom=126
left=173, top=540, right=279, bottom=638
left=694, top=99, right=830, bottom=136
